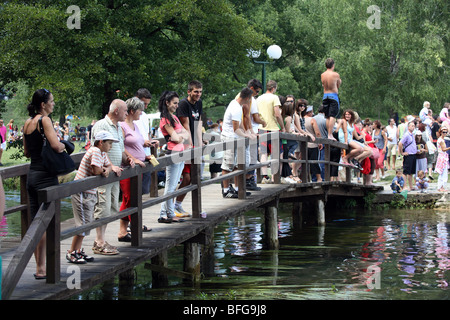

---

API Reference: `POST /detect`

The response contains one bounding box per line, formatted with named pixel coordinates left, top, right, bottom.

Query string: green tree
left=237, top=0, right=448, bottom=119
left=0, top=0, right=268, bottom=117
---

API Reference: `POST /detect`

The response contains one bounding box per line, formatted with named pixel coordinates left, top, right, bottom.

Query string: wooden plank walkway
left=1, top=183, right=290, bottom=300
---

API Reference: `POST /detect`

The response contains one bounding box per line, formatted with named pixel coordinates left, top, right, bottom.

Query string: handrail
left=0, top=131, right=357, bottom=299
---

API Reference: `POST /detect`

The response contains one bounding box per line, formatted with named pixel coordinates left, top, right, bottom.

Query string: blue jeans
left=142, top=171, right=151, bottom=194
left=160, top=161, right=185, bottom=218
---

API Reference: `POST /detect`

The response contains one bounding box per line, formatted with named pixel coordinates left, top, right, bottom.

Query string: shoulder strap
left=38, top=116, right=46, bottom=139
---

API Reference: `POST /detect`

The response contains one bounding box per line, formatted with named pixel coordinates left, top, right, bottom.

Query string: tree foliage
left=0, top=0, right=448, bottom=120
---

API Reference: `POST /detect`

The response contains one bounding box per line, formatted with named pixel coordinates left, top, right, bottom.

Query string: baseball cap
left=306, top=105, right=314, bottom=113
left=94, top=130, right=119, bottom=142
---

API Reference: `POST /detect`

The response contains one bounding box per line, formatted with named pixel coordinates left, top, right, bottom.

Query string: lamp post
left=249, top=45, right=282, bottom=92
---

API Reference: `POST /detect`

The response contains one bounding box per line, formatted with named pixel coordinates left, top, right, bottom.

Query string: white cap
left=94, top=130, right=119, bottom=142
left=306, top=105, right=314, bottom=113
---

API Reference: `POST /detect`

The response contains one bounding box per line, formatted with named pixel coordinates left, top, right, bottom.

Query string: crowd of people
left=19, top=58, right=449, bottom=274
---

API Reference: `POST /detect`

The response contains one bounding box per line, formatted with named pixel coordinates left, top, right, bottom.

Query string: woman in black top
left=23, top=89, right=65, bottom=280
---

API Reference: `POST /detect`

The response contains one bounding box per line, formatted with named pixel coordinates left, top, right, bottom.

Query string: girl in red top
left=158, top=91, right=191, bottom=223
left=361, top=119, right=378, bottom=185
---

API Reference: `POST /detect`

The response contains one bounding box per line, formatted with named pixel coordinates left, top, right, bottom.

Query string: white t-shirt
left=250, top=96, right=259, bottom=133
left=386, top=125, right=397, bottom=145
left=134, top=111, right=150, bottom=156
left=222, top=99, right=243, bottom=138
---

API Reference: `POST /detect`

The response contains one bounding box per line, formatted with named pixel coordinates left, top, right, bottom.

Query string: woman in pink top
left=158, top=91, right=191, bottom=223
left=117, top=97, right=149, bottom=241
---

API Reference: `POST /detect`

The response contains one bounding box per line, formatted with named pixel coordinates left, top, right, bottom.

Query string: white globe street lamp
left=251, top=45, right=282, bottom=92
left=267, top=45, right=282, bottom=60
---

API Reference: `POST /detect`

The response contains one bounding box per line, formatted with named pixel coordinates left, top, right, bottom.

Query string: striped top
left=75, top=146, right=111, bottom=194
left=91, top=115, right=124, bottom=166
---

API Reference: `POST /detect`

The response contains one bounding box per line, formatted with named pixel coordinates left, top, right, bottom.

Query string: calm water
left=2, top=190, right=449, bottom=300
left=74, top=204, right=450, bottom=300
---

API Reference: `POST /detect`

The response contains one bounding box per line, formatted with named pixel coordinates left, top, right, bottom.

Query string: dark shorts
left=403, top=154, right=417, bottom=175
left=323, top=93, right=340, bottom=119
left=308, top=147, right=321, bottom=176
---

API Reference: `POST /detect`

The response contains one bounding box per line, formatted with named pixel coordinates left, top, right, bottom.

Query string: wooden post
left=150, top=146, right=158, bottom=197
left=20, top=174, right=29, bottom=237
left=316, top=199, right=326, bottom=226
left=292, top=202, right=303, bottom=230
left=129, top=173, right=142, bottom=247
left=237, top=138, right=247, bottom=199
left=201, top=227, right=215, bottom=277
left=190, top=161, right=202, bottom=218
left=183, top=242, right=201, bottom=284
left=46, top=200, right=60, bottom=284
left=151, top=251, right=168, bottom=288
left=264, top=201, right=279, bottom=250
left=324, top=144, right=331, bottom=182
left=272, top=136, right=281, bottom=184
left=118, top=268, right=134, bottom=298
left=300, top=141, right=308, bottom=183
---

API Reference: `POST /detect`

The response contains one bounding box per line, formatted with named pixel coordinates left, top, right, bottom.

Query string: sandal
left=34, top=273, right=46, bottom=280
left=292, top=175, right=302, bottom=183
left=158, top=217, right=173, bottom=223
left=92, top=241, right=119, bottom=255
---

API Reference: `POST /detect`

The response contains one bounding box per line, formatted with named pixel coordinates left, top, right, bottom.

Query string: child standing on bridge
left=68, top=131, right=118, bottom=263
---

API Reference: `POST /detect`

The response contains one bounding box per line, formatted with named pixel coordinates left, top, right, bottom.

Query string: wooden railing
left=0, top=132, right=352, bottom=299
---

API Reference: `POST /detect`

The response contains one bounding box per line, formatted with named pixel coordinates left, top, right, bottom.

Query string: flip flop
left=34, top=273, right=46, bottom=280
left=143, top=225, right=152, bottom=232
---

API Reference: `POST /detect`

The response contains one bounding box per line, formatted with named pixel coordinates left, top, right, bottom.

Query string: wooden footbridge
left=0, top=133, right=382, bottom=300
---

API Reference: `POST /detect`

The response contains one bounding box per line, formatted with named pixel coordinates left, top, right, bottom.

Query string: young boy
left=67, top=130, right=118, bottom=263
left=391, top=169, right=405, bottom=194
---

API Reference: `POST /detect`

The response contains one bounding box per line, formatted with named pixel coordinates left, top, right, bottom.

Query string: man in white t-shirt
left=386, top=118, right=398, bottom=170
left=134, top=88, right=159, bottom=195
left=221, top=87, right=255, bottom=198
left=239, top=79, right=266, bottom=191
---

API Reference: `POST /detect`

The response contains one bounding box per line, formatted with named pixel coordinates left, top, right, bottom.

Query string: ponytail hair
left=27, top=89, right=51, bottom=117
left=158, top=91, right=179, bottom=128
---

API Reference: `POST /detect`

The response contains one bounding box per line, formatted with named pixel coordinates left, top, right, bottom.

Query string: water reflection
left=337, top=211, right=450, bottom=296
left=60, top=206, right=450, bottom=299
left=0, top=190, right=73, bottom=241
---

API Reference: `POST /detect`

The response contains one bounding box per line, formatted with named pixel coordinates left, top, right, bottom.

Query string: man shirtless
left=321, top=58, right=342, bottom=140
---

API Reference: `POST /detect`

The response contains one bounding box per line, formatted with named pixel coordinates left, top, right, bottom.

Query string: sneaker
left=351, top=159, right=363, bottom=171
left=222, top=186, right=238, bottom=198
left=283, top=177, right=296, bottom=184
left=66, top=250, right=86, bottom=264
left=174, top=204, right=191, bottom=217
left=261, top=177, right=272, bottom=184
left=79, top=248, right=94, bottom=262
left=246, top=179, right=261, bottom=191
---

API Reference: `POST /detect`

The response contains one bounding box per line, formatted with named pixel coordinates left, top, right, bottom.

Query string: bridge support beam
left=184, top=242, right=201, bottom=284
left=315, top=199, right=326, bottom=226
left=264, top=201, right=279, bottom=250
left=150, top=251, right=169, bottom=288
left=292, top=202, right=303, bottom=229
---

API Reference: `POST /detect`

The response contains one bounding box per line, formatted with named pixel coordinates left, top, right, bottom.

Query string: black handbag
left=38, top=116, right=75, bottom=176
